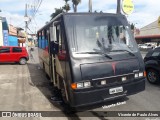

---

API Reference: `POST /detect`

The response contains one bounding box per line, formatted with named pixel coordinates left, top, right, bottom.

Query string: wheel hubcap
left=21, top=59, right=26, bottom=64
left=148, top=71, right=157, bottom=82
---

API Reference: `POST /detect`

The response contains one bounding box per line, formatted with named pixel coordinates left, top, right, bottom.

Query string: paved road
left=141, top=51, right=147, bottom=58
left=0, top=48, right=160, bottom=120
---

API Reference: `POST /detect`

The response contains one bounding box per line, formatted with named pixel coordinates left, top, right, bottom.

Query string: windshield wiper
left=75, top=52, right=100, bottom=54
left=100, top=52, right=112, bottom=59
left=110, top=50, right=135, bottom=56
left=93, top=49, right=112, bottom=59
left=75, top=51, right=112, bottom=59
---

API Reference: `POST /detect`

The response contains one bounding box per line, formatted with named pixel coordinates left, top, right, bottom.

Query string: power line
left=34, top=0, right=42, bottom=14
left=27, top=26, right=35, bottom=34
left=24, top=0, right=43, bottom=35
left=29, top=18, right=37, bottom=32
left=33, top=17, right=38, bottom=27
left=28, top=0, right=43, bottom=25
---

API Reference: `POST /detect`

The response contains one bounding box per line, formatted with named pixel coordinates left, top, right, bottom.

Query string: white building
left=0, top=17, right=3, bottom=46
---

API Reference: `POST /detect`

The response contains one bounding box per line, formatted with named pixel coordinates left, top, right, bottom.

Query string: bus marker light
left=134, top=73, right=139, bottom=78
left=122, top=77, right=127, bottom=81
left=101, top=80, right=106, bottom=85
left=144, top=71, right=146, bottom=77
left=71, top=83, right=77, bottom=89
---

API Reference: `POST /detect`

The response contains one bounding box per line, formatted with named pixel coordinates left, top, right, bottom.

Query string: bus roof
left=37, top=12, right=125, bottom=32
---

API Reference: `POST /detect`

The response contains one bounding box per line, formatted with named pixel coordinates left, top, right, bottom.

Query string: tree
left=62, top=0, right=70, bottom=12
left=50, top=0, right=71, bottom=20
left=130, top=23, right=135, bottom=30
left=72, top=0, right=81, bottom=12
left=50, top=8, right=63, bottom=20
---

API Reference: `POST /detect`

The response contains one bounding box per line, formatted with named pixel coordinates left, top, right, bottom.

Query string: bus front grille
left=94, top=73, right=134, bottom=86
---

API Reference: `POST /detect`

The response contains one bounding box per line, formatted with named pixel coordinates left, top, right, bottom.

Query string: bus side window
left=38, top=32, right=42, bottom=48
left=56, top=25, right=66, bottom=61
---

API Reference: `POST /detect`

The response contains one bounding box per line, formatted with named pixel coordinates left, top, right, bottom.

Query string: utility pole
left=24, top=4, right=29, bottom=51
left=89, top=0, right=92, bottom=12
left=117, top=0, right=121, bottom=14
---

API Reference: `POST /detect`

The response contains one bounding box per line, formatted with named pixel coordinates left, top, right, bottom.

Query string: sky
left=0, top=0, right=160, bottom=33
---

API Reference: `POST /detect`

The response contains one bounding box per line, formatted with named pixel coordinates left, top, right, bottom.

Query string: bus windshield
left=64, top=15, right=138, bottom=55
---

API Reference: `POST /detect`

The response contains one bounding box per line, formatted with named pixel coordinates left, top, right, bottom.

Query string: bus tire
left=61, top=82, right=76, bottom=114
left=43, top=63, right=50, bottom=79
left=43, top=63, right=45, bottom=71
left=63, top=103, right=76, bottom=114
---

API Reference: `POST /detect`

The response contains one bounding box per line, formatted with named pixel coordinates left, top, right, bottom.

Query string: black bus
left=37, top=13, right=145, bottom=108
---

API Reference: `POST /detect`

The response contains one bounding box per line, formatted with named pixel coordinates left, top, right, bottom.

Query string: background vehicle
left=138, top=44, right=143, bottom=48
left=0, top=46, right=29, bottom=65
left=140, top=43, right=154, bottom=49
left=37, top=13, right=145, bottom=109
left=144, top=47, right=160, bottom=84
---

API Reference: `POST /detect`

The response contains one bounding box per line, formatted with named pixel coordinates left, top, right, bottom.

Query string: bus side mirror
left=50, top=41, right=59, bottom=54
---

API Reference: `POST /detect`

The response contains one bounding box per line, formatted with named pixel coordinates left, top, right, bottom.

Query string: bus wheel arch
left=58, top=76, right=69, bottom=103
left=60, top=80, right=76, bottom=113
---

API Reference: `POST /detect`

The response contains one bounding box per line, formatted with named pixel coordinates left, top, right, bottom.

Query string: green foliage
left=130, top=23, right=135, bottom=30
left=62, top=0, right=70, bottom=12
left=64, top=0, right=70, bottom=3
left=62, top=4, right=70, bottom=12
left=72, top=0, right=81, bottom=12
left=50, top=8, right=63, bottom=20
left=50, top=0, right=71, bottom=20
left=72, top=0, right=81, bottom=5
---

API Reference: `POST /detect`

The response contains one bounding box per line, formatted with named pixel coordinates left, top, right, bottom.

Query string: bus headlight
left=139, top=72, right=143, bottom=77
left=77, top=83, right=83, bottom=88
left=71, top=81, right=91, bottom=89
left=134, top=71, right=146, bottom=78
left=84, top=81, right=91, bottom=87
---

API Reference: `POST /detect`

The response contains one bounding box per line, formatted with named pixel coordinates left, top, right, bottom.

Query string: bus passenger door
left=53, top=24, right=66, bottom=89
left=49, top=26, right=56, bottom=85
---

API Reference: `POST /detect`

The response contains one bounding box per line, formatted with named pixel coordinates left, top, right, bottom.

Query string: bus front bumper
left=70, top=79, right=145, bottom=107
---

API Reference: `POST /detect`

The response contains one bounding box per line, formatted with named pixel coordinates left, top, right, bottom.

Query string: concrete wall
left=9, top=24, right=17, bottom=36
left=0, top=19, right=3, bottom=46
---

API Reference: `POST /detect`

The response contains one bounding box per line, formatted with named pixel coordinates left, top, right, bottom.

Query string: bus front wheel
left=60, top=82, right=76, bottom=114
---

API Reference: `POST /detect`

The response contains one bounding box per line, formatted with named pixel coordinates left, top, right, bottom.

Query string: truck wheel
left=19, top=58, right=27, bottom=65
left=147, top=69, right=160, bottom=84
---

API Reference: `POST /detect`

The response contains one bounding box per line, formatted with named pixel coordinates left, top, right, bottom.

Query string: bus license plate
left=109, top=86, right=123, bottom=94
